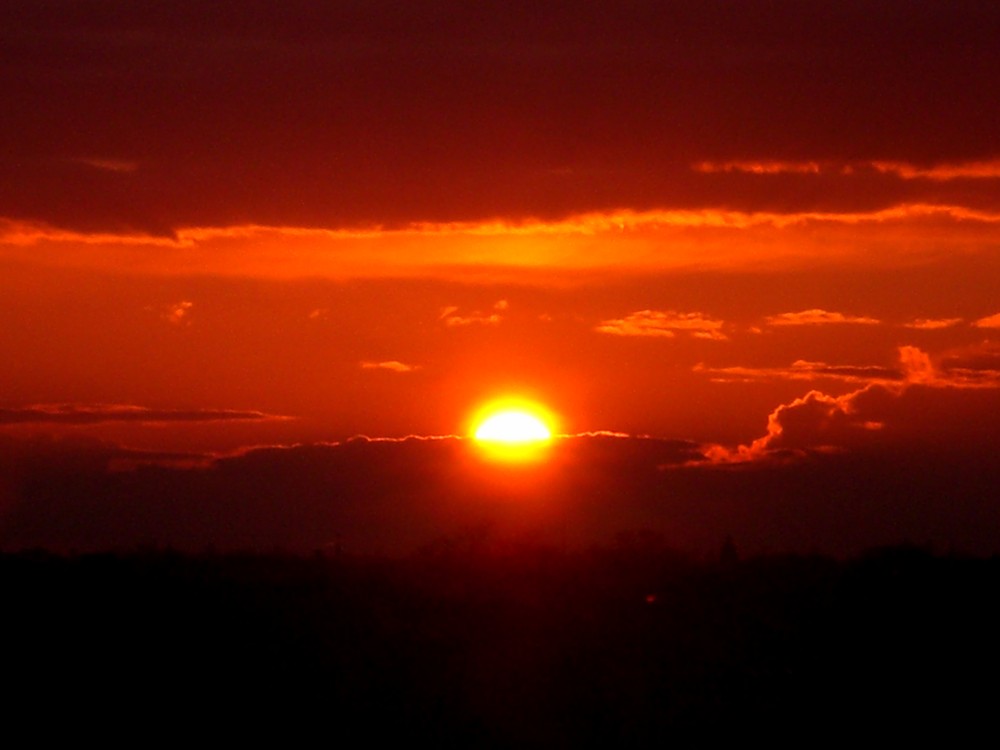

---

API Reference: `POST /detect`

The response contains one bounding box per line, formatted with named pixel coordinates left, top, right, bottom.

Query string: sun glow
left=470, top=399, right=557, bottom=462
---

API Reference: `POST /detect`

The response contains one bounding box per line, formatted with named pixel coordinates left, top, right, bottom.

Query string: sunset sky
left=2, top=1, right=999, bottom=555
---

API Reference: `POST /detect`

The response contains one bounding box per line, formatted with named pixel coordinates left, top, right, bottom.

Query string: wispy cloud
left=973, top=312, right=1000, bottom=328
left=360, top=360, right=420, bottom=373
left=0, top=404, right=288, bottom=426
left=693, top=159, right=1000, bottom=181
left=163, top=300, right=193, bottom=325
left=71, top=156, right=140, bottom=174
left=938, top=342, right=1000, bottom=388
left=692, top=160, right=823, bottom=175
left=440, top=300, right=507, bottom=327
left=697, top=345, right=998, bottom=390
left=766, top=309, right=880, bottom=326
left=596, top=310, right=727, bottom=340
left=694, top=360, right=903, bottom=385
left=871, top=160, right=1000, bottom=181
left=904, top=317, right=963, bottom=330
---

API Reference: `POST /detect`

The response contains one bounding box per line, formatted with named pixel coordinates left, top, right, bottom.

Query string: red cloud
left=974, top=312, right=1000, bottom=328
left=692, top=160, right=823, bottom=175
left=702, top=386, right=889, bottom=463
left=701, top=345, right=1000, bottom=463
left=596, top=310, right=727, bottom=340
left=904, top=318, right=963, bottom=330
left=0, top=404, right=286, bottom=426
left=766, top=309, right=881, bottom=326
left=693, top=360, right=902, bottom=385
left=440, top=300, right=507, bottom=327
left=360, top=361, right=420, bottom=373
left=872, top=160, right=1000, bottom=180
left=694, top=159, right=1000, bottom=181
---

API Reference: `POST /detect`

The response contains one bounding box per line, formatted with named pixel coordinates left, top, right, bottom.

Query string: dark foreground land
left=4, top=537, right=997, bottom=745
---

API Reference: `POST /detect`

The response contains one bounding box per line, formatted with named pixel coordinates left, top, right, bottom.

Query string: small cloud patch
left=164, top=300, right=193, bottom=326
left=974, top=312, right=1000, bottom=329
left=766, top=309, right=880, bottom=326
left=905, top=317, right=963, bottom=330
left=440, top=300, right=507, bottom=327
left=596, top=310, right=727, bottom=340
left=360, top=360, right=420, bottom=373
left=71, top=156, right=140, bottom=173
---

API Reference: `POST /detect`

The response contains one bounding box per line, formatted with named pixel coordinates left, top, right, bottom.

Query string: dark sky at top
left=3, top=1, right=999, bottom=232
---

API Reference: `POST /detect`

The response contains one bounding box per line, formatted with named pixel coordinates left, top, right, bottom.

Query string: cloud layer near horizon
left=0, top=404, right=285, bottom=426
left=1, top=429, right=998, bottom=558
left=701, top=345, right=1000, bottom=463
left=3, top=340, right=998, bottom=557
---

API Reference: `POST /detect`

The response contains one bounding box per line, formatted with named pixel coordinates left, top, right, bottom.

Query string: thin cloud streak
left=694, top=361, right=904, bottom=385
left=595, top=310, right=727, bottom=340
left=360, top=361, right=420, bottom=373
left=697, top=346, right=1000, bottom=390
left=694, top=158, right=1000, bottom=181
left=693, top=160, right=824, bottom=175
left=872, top=160, right=1000, bottom=181
left=70, top=157, right=140, bottom=174
left=766, top=309, right=881, bottom=326
left=905, top=318, right=964, bottom=330
left=0, top=404, right=289, bottom=426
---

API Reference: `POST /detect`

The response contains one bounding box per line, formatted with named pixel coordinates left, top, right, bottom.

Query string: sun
left=470, top=399, right=557, bottom=462
left=475, top=411, right=552, bottom=442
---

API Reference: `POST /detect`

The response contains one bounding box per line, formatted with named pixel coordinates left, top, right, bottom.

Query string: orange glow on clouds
left=4, top=203, right=1000, bottom=281
left=694, top=158, right=1000, bottom=181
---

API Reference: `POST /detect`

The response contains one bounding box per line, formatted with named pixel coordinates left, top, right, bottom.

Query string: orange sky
left=2, top=1, right=999, bottom=555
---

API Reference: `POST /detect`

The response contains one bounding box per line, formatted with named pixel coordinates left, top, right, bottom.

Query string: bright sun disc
left=475, top=411, right=552, bottom=443
left=470, top=400, right=556, bottom=462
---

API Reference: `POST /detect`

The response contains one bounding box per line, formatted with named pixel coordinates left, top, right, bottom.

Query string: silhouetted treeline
left=3, top=539, right=997, bottom=745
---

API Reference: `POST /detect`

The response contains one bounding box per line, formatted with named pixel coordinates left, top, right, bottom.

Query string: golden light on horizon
left=470, top=399, right=557, bottom=462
